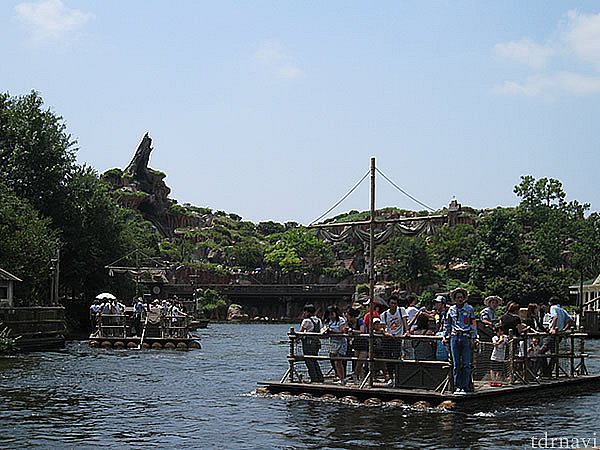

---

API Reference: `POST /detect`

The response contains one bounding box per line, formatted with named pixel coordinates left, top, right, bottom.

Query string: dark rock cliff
left=102, top=133, right=204, bottom=237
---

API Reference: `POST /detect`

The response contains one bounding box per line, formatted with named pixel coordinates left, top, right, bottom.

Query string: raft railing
left=286, top=328, right=589, bottom=393
left=96, top=313, right=127, bottom=338
left=160, top=314, right=190, bottom=338
left=95, top=313, right=191, bottom=339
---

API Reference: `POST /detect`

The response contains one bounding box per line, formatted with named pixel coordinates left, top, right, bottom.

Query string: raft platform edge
left=258, top=374, right=600, bottom=404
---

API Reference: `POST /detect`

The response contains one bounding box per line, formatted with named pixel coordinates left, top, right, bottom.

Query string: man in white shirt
left=299, top=304, right=324, bottom=383
left=380, top=296, right=409, bottom=386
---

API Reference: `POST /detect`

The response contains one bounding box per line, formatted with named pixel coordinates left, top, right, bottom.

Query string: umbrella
left=95, top=292, right=116, bottom=300
left=361, top=295, right=388, bottom=307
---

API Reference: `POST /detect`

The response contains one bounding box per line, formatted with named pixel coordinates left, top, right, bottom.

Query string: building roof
left=569, top=276, right=600, bottom=290
left=0, top=268, right=22, bottom=282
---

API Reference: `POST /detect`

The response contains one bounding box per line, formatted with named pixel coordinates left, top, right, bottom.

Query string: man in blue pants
left=443, top=288, right=477, bottom=394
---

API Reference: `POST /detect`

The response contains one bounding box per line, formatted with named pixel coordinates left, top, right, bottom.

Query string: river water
left=1, top=324, right=599, bottom=449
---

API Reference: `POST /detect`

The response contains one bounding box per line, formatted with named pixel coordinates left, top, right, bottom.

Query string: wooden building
left=0, top=268, right=22, bottom=307
left=570, top=274, right=600, bottom=336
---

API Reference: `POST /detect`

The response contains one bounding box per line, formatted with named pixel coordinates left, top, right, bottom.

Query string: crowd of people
left=90, top=296, right=189, bottom=338
left=483, top=295, right=575, bottom=383
left=298, top=289, right=575, bottom=394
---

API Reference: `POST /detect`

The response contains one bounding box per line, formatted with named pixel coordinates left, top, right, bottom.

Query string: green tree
left=0, top=91, right=76, bottom=218
left=376, top=235, right=434, bottom=293
left=532, top=208, right=573, bottom=270
left=196, top=288, right=229, bottom=319
left=429, top=223, right=477, bottom=270
left=57, top=167, right=129, bottom=298
left=257, top=221, right=285, bottom=236
left=226, top=239, right=265, bottom=269
left=470, top=208, right=522, bottom=287
left=514, top=175, right=566, bottom=210
left=264, top=228, right=334, bottom=274
left=570, top=213, right=600, bottom=282
left=0, top=182, right=59, bottom=302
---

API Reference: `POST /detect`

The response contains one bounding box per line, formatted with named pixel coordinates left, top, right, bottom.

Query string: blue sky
left=2, top=1, right=600, bottom=224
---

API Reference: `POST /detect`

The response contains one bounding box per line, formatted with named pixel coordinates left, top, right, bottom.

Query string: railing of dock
left=285, top=328, right=589, bottom=393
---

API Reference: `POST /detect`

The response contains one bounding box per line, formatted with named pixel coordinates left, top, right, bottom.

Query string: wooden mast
left=368, top=157, right=376, bottom=387
left=308, top=157, right=449, bottom=388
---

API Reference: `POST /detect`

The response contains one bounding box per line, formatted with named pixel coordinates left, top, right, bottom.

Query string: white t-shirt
left=406, top=306, right=420, bottom=330
left=491, top=335, right=507, bottom=362
left=300, top=316, right=322, bottom=332
left=381, top=308, right=408, bottom=335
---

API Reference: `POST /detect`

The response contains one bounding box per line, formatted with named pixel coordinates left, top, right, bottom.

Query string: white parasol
left=95, top=292, right=116, bottom=300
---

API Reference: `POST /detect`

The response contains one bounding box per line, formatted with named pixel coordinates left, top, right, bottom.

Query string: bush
left=197, top=289, right=229, bottom=313
left=0, top=327, right=17, bottom=352
left=323, top=266, right=352, bottom=279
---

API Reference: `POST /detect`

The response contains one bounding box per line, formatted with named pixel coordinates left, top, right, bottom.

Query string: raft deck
left=259, top=375, right=600, bottom=405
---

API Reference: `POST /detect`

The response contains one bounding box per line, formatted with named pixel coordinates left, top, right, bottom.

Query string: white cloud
left=495, top=11, right=600, bottom=97
left=255, top=40, right=304, bottom=80
left=563, top=10, right=600, bottom=71
left=495, top=72, right=600, bottom=97
left=494, top=38, right=553, bottom=70
left=15, top=0, right=93, bottom=42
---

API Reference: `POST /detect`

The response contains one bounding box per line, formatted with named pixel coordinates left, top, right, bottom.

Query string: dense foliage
left=0, top=182, right=59, bottom=301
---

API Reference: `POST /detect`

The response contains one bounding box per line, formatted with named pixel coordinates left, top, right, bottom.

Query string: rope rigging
left=309, top=164, right=437, bottom=226
left=376, top=167, right=436, bottom=212
left=309, top=170, right=370, bottom=226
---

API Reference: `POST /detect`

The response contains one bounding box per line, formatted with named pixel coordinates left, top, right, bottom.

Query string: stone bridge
left=162, top=283, right=356, bottom=320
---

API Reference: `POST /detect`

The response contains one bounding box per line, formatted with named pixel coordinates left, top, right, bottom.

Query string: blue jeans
left=450, top=335, right=472, bottom=390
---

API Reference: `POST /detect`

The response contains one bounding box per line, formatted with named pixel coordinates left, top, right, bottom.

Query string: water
left=1, top=324, right=599, bottom=449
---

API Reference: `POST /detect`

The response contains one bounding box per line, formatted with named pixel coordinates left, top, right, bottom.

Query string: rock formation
left=103, top=133, right=204, bottom=237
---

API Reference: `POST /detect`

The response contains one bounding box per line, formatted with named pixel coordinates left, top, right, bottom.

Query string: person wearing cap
left=362, top=299, right=382, bottom=333
left=433, top=295, right=448, bottom=332
left=371, top=317, right=387, bottom=375
left=480, top=296, right=501, bottom=328
left=442, top=288, right=477, bottom=394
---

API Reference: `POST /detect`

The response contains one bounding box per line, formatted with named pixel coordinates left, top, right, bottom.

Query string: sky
left=2, top=1, right=600, bottom=225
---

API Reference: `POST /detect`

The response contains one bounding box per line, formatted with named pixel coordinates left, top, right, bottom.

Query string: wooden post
left=288, top=327, right=296, bottom=383
left=447, top=337, right=454, bottom=392
left=579, top=333, right=587, bottom=376
left=508, top=329, right=514, bottom=385
left=554, top=332, right=560, bottom=379
left=54, top=249, right=60, bottom=305
left=522, top=330, right=529, bottom=383
left=367, top=157, right=376, bottom=388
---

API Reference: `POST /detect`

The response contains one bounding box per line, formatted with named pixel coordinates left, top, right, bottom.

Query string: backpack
left=304, top=317, right=322, bottom=349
